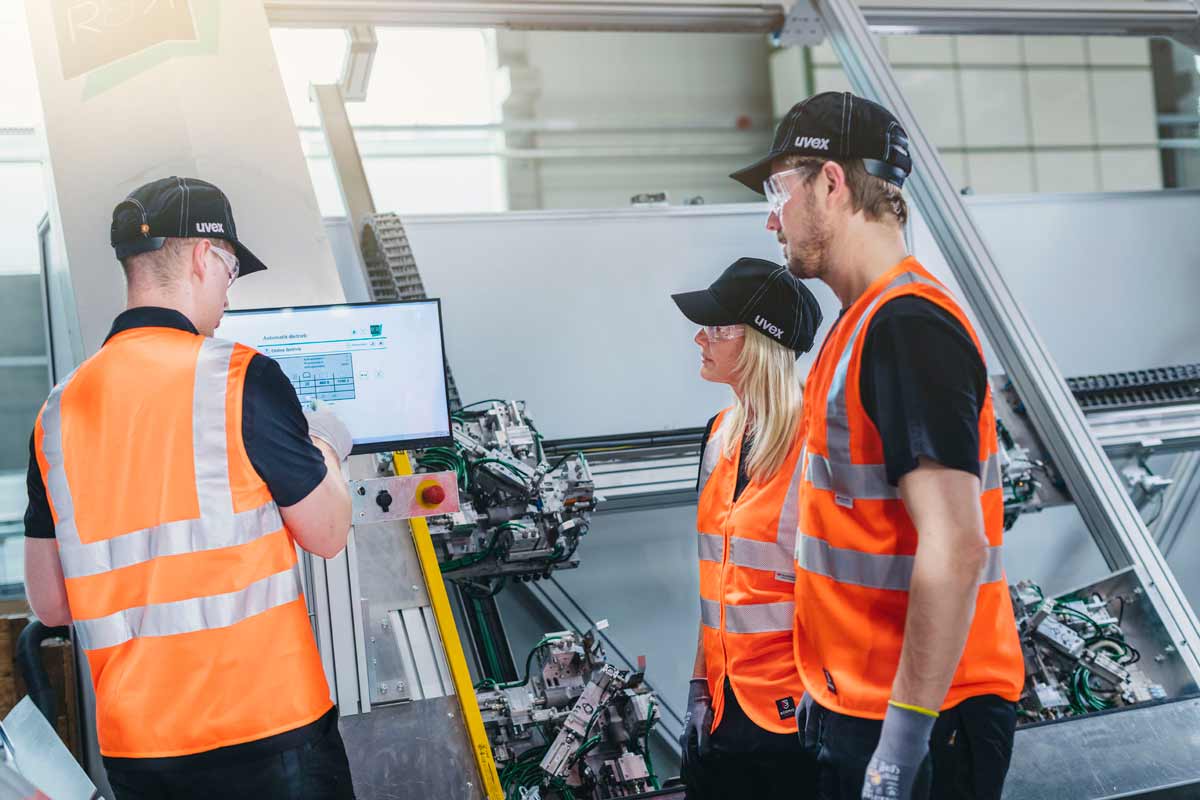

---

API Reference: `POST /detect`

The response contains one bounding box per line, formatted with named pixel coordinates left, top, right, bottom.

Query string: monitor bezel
left=221, top=298, right=454, bottom=455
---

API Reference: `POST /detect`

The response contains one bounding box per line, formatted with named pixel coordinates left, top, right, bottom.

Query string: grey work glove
left=303, top=399, right=353, bottom=462
left=679, top=678, right=714, bottom=769
left=861, top=703, right=936, bottom=800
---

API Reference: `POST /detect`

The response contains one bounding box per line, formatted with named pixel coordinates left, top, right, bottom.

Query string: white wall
left=497, top=30, right=774, bottom=209
left=778, top=34, right=1163, bottom=195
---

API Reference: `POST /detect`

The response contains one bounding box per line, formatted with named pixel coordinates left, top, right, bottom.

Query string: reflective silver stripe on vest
left=698, top=412, right=733, bottom=496
left=806, top=453, right=899, bottom=500
left=193, top=339, right=236, bottom=517
left=806, top=451, right=1004, bottom=501
left=57, top=502, right=284, bottom=579
left=39, top=370, right=80, bottom=548
left=982, top=449, right=1003, bottom=492
left=826, top=271, right=938, bottom=472
left=700, top=597, right=721, bottom=628
left=41, top=337, right=286, bottom=593
left=698, top=532, right=723, bottom=564
left=73, top=566, right=301, bottom=651
left=723, top=601, right=795, bottom=634
left=773, top=438, right=805, bottom=566
left=729, top=538, right=795, bottom=579
left=795, top=534, right=1006, bottom=592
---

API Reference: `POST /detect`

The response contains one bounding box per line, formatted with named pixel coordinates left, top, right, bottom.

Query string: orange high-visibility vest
left=34, top=326, right=332, bottom=758
left=697, top=408, right=807, bottom=734
left=793, top=257, right=1023, bottom=719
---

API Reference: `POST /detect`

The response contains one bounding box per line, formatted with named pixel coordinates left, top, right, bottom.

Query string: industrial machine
left=994, top=365, right=1200, bottom=529
left=420, top=400, right=597, bottom=586
left=475, top=631, right=660, bottom=799
left=1010, top=570, right=1187, bottom=724
left=410, top=400, right=666, bottom=800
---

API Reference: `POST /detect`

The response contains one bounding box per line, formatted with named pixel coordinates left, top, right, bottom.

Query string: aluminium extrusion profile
left=263, top=0, right=786, bottom=32
left=263, top=0, right=1200, bottom=52
left=858, top=0, right=1200, bottom=39
left=1155, top=451, right=1200, bottom=557
left=810, top=0, right=1200, bottom=681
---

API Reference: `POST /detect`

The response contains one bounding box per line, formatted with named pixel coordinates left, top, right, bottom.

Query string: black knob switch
left=376, top=489, right=394, bottom=513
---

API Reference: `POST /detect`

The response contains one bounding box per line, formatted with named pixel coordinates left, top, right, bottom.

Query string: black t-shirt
left=695, top=296, right=984, bottom=496
left=857, top=295, right=985, bottom=485
left=24, top=307, right=327, bottom=540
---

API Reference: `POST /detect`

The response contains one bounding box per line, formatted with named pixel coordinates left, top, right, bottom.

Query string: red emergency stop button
left=421, top=484, right=446, bottom=506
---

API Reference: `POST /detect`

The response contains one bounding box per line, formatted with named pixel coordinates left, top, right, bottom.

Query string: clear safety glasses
left=701, top=324, right=745, bottom=342
left=763, top=166, right=810, bottom=219
left=766, top=162, right=831, bottom=220
left=208, top=243, right=240, bottom=288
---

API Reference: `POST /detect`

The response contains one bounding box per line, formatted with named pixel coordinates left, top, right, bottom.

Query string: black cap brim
left=234, top=241, right=267, bottom=278
left=671, top=289, right=739, bottom=326
left=729, top=152, right=776, bottom=195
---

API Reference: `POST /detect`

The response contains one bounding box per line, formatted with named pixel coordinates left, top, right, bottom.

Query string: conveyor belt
left=361, top=213, right=463, bottom=409
left=1068, top=364, right=1200, bottom=411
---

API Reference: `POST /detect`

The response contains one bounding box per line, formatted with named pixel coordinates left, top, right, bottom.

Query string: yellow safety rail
left=393, top=452, right=504, bottom=799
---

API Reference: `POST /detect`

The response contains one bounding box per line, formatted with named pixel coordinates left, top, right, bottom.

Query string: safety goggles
left=763, top=165, right=812, bottom=219
left=207, top=243, right=240, bottom=288
left=701, top=324, right=745, bottom=342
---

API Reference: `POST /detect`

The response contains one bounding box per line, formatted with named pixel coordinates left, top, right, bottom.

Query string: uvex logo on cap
left=795, top=136, right=830, bottom=151
left=196, top=222, right=225, bottom=234
left=755, top=315, right=784, bottom=340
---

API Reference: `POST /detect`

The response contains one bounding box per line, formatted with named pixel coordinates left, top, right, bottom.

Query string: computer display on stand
left=219, top=300, right=452, bottom=453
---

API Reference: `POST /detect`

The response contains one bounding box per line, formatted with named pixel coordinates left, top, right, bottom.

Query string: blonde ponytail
left=721, top=326, right=804, bottom=484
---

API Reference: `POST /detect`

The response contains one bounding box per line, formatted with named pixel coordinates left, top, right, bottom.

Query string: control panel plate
left=350, top=471, right=460, bottom=524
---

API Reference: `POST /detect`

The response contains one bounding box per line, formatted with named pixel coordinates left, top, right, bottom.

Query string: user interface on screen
left=218, top=300, right=452, bottom=453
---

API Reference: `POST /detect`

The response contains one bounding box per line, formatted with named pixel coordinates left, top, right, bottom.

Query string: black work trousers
left=682, top=683, right=818, bottom=800
left=105, top=717, right=356, bottom=800
left=803, top=694, right=1017, bottom=800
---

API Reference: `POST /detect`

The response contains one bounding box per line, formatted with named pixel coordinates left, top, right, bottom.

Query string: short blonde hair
left=780, top=155, right=908, bottom=226
left=721, top=326, right=803, bottom=484
left=121, top=237, right=231, bottom=288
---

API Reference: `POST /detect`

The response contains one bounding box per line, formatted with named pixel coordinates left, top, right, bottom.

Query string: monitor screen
left=218, top=300, right=452, bottom=453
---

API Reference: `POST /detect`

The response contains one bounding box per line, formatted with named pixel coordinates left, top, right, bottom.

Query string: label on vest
left=835, top=494, right=854, bottom=508
left=776, top=696, right=797, bottom=720
left=775, top=571, right=796, bottom=583
left=823, top=668, right=838, bottom=695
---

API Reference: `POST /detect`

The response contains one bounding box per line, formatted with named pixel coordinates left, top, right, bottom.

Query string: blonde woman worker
left=671, top=257, right=823, bottom=799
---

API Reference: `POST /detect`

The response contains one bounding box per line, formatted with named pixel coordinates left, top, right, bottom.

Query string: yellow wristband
left=888, top=699, right=940, bottom=718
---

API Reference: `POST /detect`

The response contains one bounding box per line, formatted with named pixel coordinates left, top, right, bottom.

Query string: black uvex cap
left=730, top=91, right=912, bottom=194
left=110, top=176, right=267, bottom=277
left=672, top=257, right=823, bottom=355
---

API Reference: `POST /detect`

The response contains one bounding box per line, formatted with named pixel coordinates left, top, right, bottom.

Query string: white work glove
left=303, top=399, right=353, bottom=462
left=861, top=702, right=936, bottom=800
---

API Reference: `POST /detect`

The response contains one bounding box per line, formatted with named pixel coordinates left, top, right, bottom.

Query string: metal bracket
left=779, top=0, right=827, bottom=47
left=340, top=24, right=378, bottom=101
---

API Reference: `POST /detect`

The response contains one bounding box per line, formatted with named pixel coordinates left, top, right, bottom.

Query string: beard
left=781, top=194, right=832, bottom=280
